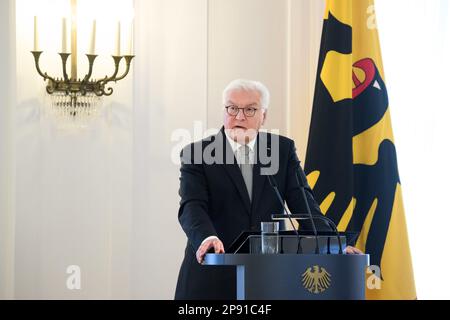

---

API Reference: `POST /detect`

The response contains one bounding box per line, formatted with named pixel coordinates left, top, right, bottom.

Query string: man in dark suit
left=175, top=79, right=361, bottom=300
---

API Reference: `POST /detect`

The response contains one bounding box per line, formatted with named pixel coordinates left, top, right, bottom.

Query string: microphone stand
left=267, top=175, right=305, bottom=254
left=294, top=170, right=320, bottom=254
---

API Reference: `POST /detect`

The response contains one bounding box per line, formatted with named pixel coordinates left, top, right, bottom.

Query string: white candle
left=62, top=18, right=67, bottom=53
left=115, top=21, right=121, bottom=56
left=34, top=16, right=39, bottom=51
left=127, top=22, right=134, bottom=55
left=89, top=20, right=96, bottom=55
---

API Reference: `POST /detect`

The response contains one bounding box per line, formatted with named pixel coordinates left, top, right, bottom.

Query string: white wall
left=131, top=0, right=208, bottom=299
left=14, top=0, right=133, bottom=299
left=288, top=0, right=324, bottom=160
left=3, top=0, right=323, bottom=299
left=0, top=0, right=16, bottom=301
left=377, top=0, right=450, bottom=300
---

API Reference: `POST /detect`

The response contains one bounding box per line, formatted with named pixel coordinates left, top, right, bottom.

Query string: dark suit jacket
left=175, top=127, right=323, bottom=300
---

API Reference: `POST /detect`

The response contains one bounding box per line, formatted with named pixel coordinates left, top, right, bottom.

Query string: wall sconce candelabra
left=31, top=52, right=135, bottom=98
left=31, top=0, right=134, bottom=123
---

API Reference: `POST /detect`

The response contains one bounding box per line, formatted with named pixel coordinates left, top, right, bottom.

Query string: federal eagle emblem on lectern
left=302, top=265, right=331, bottom=294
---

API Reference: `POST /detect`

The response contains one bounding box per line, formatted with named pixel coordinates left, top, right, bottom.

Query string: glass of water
left=261, top=221, right=279, bottom=254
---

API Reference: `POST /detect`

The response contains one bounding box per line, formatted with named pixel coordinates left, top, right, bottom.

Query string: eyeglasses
left=225, top=105, right=260, bottom=117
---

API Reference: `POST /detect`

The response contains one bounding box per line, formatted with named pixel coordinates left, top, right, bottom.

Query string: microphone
left=272, top=214, right=343, bottom=254
left=267, top=175, right=307, bottom=254
left=293, top=164, right=343, bottom=254
left=293, top=166, right=320, bottom=254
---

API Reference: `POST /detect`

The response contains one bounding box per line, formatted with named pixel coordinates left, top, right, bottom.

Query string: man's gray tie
left=238, top=145, right=253, bottom=202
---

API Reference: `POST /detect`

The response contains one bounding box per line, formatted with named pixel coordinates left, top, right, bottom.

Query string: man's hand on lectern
left=344, top=246, right=364, bottom=255
left=196, top=238, right=225, bottom=264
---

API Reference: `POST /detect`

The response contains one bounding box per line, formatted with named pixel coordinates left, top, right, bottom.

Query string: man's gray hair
left=222, top=79, right=270, bottom=110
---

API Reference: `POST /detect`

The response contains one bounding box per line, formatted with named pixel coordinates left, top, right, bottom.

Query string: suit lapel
left=251, top=132, right=271, bottom=215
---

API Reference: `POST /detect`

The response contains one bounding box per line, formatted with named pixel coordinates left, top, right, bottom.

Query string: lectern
left=204, top=233, right=369, bottom=300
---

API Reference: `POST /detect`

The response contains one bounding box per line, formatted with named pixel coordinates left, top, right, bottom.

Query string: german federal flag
left=304, top=0, right=416, bottom=299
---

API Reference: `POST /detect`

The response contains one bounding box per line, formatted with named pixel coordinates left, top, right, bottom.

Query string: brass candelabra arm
left=82, top=54, right=98, bottom=83
left=114, top=55, right=135, bottom=82
left=80, top=54, right=98, bottom=95
left=31, top=51, right=58, bottom=94
left=98, top=56, right=123, bottom=85
left=59, top=53, right=71, bottom=82
left=94, top=56, right=124, bottom=97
